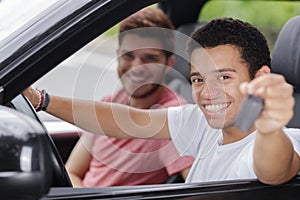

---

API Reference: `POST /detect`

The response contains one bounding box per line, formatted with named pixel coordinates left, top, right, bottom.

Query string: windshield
left=0, top=0, right=60, bottom=42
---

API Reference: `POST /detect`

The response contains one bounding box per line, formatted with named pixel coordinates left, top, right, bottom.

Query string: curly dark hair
left=187, top=18, right=271, bottom=79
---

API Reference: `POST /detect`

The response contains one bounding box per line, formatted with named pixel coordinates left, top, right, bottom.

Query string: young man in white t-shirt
left=24, top=18, right=300, bottom=185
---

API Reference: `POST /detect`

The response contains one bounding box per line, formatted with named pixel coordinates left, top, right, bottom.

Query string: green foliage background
left=199, top=0, right=300, bottom=50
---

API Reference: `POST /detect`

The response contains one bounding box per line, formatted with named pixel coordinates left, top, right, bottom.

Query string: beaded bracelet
left=34, top=89, right=44, bottom=111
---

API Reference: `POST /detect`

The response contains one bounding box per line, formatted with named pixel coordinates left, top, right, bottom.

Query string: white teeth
left=129, top=75, right=146, bottom=82
left=205, top=103, right=229, bottom=112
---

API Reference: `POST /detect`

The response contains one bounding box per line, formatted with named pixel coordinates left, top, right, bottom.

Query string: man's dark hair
left=119, top=7, right=175, bottom=58
left=187, top=18, right=271, bottom=79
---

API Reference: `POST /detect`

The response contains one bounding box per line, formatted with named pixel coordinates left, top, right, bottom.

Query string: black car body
left=0, top=0, right=300, bottom=199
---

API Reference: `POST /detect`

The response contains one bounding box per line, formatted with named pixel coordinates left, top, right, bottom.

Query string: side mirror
left=0, top=106, right=52, bottom=199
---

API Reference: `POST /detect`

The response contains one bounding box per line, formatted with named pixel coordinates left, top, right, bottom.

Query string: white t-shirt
left=168, top=104, right=300, bottom=183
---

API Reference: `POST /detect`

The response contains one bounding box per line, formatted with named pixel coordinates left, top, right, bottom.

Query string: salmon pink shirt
left=82, top=88, right=194, bottom=187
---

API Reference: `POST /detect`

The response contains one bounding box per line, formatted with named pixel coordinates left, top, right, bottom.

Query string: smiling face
left=190, top=45, right=251, bottom=130
left=117, top=34, right=170, bottom=98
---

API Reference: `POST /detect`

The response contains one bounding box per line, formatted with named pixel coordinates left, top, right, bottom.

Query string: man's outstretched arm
left=23, top=87, right=171, bottom=140
left=241, top=73, right=300, bottom=185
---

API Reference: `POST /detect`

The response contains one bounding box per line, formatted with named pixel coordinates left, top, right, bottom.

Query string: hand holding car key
left=236, top=72, right=294, bottom=133
left=235, top=95, right=264, bottom=132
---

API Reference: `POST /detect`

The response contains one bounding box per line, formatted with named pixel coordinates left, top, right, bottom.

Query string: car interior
left=166, top=22, right=201, bottom=104
left=271, top=15, right=300, bottom=128
left=160, top=0, right=203, bottom=104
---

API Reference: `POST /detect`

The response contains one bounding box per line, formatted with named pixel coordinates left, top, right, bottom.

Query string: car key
left=235, top=95, right=264, bottom=132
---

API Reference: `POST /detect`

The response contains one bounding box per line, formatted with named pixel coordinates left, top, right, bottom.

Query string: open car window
left=33, top=0, right=300, bottom=164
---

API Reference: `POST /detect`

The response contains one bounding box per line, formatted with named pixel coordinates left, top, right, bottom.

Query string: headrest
left=166, top=22, right=202, bottom=83
left=272, top=16, right=300, bottom=88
